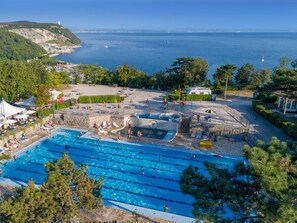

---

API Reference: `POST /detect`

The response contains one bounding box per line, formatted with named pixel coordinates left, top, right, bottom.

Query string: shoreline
left=47, top=44, right=81, bottom=58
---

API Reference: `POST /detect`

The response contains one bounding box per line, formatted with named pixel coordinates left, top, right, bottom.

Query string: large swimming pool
left=0, top=128, right=244, bottom=217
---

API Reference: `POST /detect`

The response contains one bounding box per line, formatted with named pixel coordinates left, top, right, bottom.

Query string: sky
left=0, top=0, right=296, bottom=31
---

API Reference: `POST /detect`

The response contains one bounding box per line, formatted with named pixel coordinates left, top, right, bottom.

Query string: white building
left=278, top=96, right=297, bottom=113
left=186, top=87, right=211, bottom=95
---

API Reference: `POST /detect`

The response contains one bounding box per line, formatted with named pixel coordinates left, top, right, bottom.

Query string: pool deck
left=104, top=200, right=196, bottom=223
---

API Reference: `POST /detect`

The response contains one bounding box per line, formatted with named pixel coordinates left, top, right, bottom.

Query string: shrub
left=167, top=94, right=180, bottom=101
left=186, top=94, right=211, bottom=101
left=252, top=100, right=261, bottom=109
left=288, top=124, right=297, bottom=140
left=55, top=101, right=71, bottom=110
left=255, top=105, right=266, bottom=113
left=78, top=95, right=124, bottom=104
left=0, top=153, right=11, bottom=160
left=259, top=109, right=273, bottom=120
left=262, top=95, right=278, bottom=103
left=212, top=88, right=224, bottom=95
left=57, top=93, right=64, bottom=99
left=282, top=122, right=295, bottom=135
left=268, top=113, right=281, bottom=124
left=37, top=108, right=52, bottom=118
left=275, top=116, right=286, bottom=128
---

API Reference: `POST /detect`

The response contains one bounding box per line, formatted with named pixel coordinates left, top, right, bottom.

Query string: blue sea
left=56, top=31, right=297, bottom=78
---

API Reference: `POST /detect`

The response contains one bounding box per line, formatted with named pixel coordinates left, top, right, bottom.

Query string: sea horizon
left=71, top=28, right=297, bottom=34
left=56, top=31, right=297, bottom=78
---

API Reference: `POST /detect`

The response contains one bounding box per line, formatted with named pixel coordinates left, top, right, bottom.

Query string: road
left=215, top=97, right=291, bottom=143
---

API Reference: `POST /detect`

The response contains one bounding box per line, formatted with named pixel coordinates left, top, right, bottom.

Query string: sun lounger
left=98, top=128, right=108, bottom=135
left=112, top=122, right=120, bottom=128
left=41, top=125, right=51, bottom=130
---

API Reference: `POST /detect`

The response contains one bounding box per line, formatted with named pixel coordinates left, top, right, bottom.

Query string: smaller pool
left=136, top=113, right=181, bottom=121
left=121, top=126, right=176, bottom=140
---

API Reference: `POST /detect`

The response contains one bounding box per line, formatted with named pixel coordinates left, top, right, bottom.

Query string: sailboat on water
left=261, top=55, right=265, bottom=62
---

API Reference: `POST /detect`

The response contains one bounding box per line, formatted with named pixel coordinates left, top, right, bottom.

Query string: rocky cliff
left=10, top=28, right=80, bottom=57
left=1, top=21, right=81, bottom=57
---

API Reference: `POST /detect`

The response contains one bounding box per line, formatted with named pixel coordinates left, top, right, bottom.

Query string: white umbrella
left=25, top=110, right=36, bottom=115
left=1, top=119, right=17, bottom=125
left=14, top=114, right=29, bottom=119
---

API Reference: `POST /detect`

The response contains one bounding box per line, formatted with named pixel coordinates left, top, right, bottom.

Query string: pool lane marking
left=9, top=169, right=193, bottom=207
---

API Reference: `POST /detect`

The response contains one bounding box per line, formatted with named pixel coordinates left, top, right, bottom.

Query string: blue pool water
left=0, top=128, right=244, bottom=217
left=137, top=113, right=181, bottom=121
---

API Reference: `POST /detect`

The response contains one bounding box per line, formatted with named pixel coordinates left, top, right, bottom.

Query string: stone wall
left=61, top=113, right=125, bottom=129
left=62, top=113, right=110, bottom=129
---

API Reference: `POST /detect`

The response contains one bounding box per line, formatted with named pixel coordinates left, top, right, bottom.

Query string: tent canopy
left=14, top=114, right=29, bottom=119
left=0, top=99, right=26, bottom=119
left=15, top=96, right=36, bottom=108
left=1, top=119, right=17, bottom=125
left=25, top=110, right=36, bottom=115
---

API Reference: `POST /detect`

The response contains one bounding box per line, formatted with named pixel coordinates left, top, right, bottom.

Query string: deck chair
left=112, top=122, right=120, bottom=128
left=98, top=127, right=107, bottom=135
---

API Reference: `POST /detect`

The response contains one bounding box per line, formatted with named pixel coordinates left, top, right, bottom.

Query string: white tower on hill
left=58, top=21, right=61, bottom=26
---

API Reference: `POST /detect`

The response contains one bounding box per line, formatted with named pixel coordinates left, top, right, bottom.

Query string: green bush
left=38, top=108, right=52, bottom=118
left=259, top=109, right=273, bottom=120
left=262, top=95, right=278, bottom=103
left=78, top=95, right=124, bottom=104
left=268, top=113, right=281, bottom=124
left=288, top=124, right=297, bottom=140
left=0, top=153, right=11, bottom=160
left=255, top=105, right=266, bottom=113
left=275, top=116, right=286, bottom=128
left=252, top=100, right=261, bottom=109
left=186, top=94, right=211, bottom=101
left=167, top=94, right=180, bottom=101
left=55, top=101, right=71, bottom=110
left=212, top=88, right=224, bottom=95
left=282, top=122, right=295, bottom=135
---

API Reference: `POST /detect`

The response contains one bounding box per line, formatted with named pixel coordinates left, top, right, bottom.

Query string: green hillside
left=0, top=30, right=46, bottom=60
left=1, top=21, right=81, bottom=45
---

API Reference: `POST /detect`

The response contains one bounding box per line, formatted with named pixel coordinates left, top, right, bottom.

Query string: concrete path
left=214, top=97, right=291, bottom=143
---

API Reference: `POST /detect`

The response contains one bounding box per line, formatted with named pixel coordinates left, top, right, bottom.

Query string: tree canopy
left=0, top=30, right=46, bottom=60
left=166, top=57, right=209, bottom=89
left=0, top=153, right=103, bottom=223
left=180, top=137, right=297, bottom=222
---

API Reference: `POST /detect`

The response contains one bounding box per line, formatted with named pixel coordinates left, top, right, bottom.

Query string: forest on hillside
left=0, top=30, right=46, bottom=60
left=1, top=21, right=81, bottom=45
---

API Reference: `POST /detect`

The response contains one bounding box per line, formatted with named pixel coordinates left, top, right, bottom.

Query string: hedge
left=254, top=105, right=266, bottom=113
left=252, top=100, right=297, bottom=140
left=186, top=94, right=211, bottom=101
left=37, top=101, right=72, bottom=118
left=78, top=95, right=124, bottom=104
left=167, top=94, right=211, bottom=101
left=268, top=113, right=281, bottom=124
left=262, top=95, right=278, bottom=103
left=167, top=94, right=180, bottom=101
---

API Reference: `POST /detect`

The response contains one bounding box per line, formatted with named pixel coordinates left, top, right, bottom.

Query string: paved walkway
left=214, top=97, right=292, bottom=143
